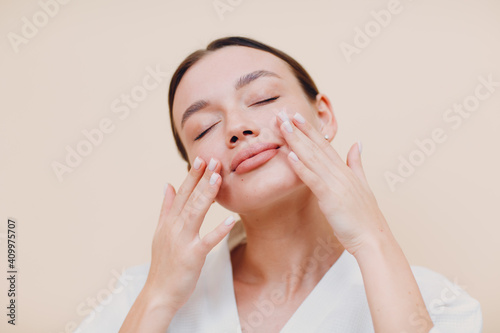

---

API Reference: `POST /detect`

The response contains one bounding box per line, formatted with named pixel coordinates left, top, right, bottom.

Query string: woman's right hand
left=143, top=156, right=235, bottom=312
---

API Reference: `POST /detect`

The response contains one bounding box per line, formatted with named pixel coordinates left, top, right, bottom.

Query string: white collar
left=198, top=219, right=355, bottom=332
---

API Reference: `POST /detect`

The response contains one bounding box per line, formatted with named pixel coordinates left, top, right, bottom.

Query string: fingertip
left=209, top=172, right=221, bottom=186
left=193, top=156, right=203, bottom=170
left=281, top=121, right=293, bottom=133
left=223, top=215, right=235, bottom=226
left=207, top=157, right=218, bottom=171
left=288, top=151, right=299, bottom=162
left=163, top=183, right=176, bottom=198
left=348, top=142, right=360, bottom=158
left=293, top=112, right=306, bottom=124
left=200, top=216, right=236, bottom=253
left=213, top=159, right=223, bottom=174
left=278, top=110, right=290, bottom=123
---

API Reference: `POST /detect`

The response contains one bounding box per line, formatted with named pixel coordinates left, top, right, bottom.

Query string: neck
left=231, top=186, right=344, bottom=292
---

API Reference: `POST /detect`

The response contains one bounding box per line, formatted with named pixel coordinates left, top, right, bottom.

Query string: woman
left=76, top=36, right=482, bottom=333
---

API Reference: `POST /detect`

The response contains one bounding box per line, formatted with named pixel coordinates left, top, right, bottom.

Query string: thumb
left=346, top=141, right=368, bottom=186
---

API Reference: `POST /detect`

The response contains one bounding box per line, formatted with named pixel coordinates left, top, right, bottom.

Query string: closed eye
left=194, top=123, right=215, bottom=141
left=194, top=96, right=279, bottom=141
left=253, top=96, right=280, bottom=106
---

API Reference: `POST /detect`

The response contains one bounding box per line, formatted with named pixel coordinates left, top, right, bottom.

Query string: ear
left=314, top=93, right=338, bottom=141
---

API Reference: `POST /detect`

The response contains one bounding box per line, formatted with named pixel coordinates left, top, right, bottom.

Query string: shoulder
left=73, top=263, right=150, bottom=333
left=410, top=265, right=483, bottom=333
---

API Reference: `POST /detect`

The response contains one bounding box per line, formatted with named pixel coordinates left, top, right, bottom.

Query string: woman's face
left=172, top=46, right=324, bottom=214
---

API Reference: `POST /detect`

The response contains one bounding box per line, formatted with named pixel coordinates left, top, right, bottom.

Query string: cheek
left=268, top=113, right=280, bottom=129
left=192, top=145, right=225, bottom=170
left=256, top=110, right=282, bottom=140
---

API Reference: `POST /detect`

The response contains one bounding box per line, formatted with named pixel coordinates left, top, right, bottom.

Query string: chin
left=216, top=157, right=304, bottom=214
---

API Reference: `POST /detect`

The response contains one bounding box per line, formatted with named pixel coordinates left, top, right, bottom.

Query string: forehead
left=172, top=46, right=293, bottom=129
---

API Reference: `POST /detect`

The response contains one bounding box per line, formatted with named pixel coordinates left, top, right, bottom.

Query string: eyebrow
left=180, top=70, right=281, bottom=129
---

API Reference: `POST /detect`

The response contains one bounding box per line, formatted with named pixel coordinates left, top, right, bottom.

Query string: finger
left=168, top=156, right=206, bottom=218
left=277, top=113, right=333, bottom=180
left=286, top=151, right=329, bottom=200
left=181, top=158, right=222, bottom=235
left=199, top=215, right=237, bottom=255
left=289, top=111, right=344, bottom=166
left=346, top=141, right=369, bottom=186
left=157, top=183, right=176, bottom=233
left=287, top=111, right=363, bottom=187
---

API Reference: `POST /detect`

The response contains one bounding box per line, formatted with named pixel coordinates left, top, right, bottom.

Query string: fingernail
left=357, top=141, right=363, bottom=154
left=278, top=110, right=290, bottom=123
left=283, top=121, right=293, bottom=133
left=293, top=112, right=306, bottom=124
left=193, top=156, right=202, bottom=170
left=208, top=158, right=217, bottom=171
left=209, top=172, right=220, bottom=185
left=163, top=183, right=169, bottom=195
left=288, top=151, right=299, bottom=162
left=224, top=215, right=235, bottom=226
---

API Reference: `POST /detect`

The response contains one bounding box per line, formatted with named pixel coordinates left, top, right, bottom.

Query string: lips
left=230, top=142, right=280, bottom=173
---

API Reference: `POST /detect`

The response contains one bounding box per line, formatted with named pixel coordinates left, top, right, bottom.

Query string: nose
left=225, top=110, right=260, bottom=146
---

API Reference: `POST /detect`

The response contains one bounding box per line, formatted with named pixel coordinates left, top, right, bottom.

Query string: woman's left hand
left=276, top=109, right=390, bottom=256
left=276, top=108, right=435, bottom=332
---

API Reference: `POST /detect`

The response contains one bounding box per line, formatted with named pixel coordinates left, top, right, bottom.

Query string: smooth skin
left=120, top=45, right=434, bottom=333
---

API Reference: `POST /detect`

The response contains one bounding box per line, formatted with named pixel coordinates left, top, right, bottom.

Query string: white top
left=74, top=220, right=482, bottom=333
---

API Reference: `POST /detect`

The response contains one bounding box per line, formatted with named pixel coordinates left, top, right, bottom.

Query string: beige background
left=1, top=0, right=499, bottom=332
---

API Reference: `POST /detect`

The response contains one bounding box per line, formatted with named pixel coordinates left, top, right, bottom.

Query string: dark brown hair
left=168, top=36, right=319, bottom=168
